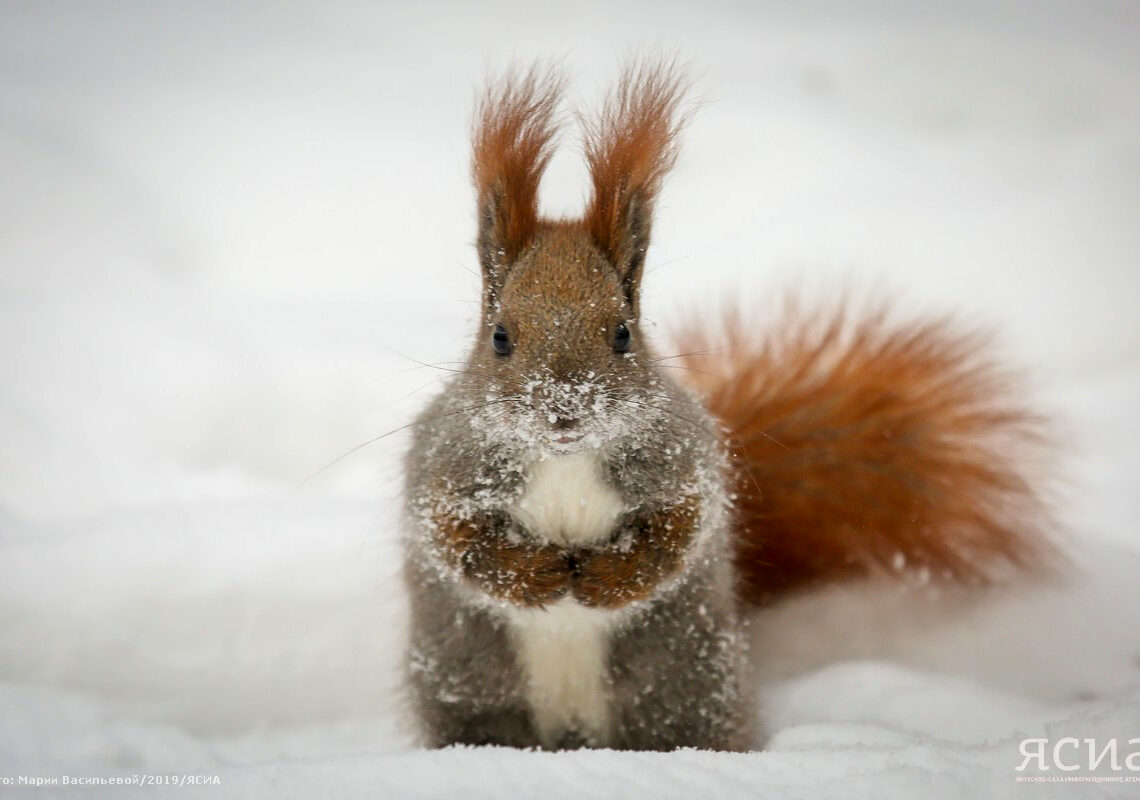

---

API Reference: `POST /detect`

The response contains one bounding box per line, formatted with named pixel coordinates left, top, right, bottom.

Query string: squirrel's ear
left=472, top=66, right=564, bottom=298
left=583, top=59, right=689, bottom=311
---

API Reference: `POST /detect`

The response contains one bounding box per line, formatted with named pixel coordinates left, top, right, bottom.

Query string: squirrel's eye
left=492, top=324, right=512, bottom=356
left=613, top=323, right=631, bottom=353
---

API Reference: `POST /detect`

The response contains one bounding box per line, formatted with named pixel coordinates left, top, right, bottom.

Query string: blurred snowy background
left=1, top=1, right=1139, bottom=797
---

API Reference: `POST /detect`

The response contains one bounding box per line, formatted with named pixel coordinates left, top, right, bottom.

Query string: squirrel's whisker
left=298, top=397, right=520, bottom=489
left=651, top=348, right=725, bottom=363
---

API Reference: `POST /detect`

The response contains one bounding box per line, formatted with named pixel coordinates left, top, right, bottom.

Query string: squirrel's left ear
left=583, top=60, right=690, bottom=312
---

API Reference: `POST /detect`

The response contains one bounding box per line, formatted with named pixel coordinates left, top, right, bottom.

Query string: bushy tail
left=674, top=300, right=1059, bottom=606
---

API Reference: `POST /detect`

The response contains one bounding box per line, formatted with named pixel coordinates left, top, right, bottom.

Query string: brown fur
left=431, top=496, right=701, bottom=610
left=472, top=65, right=564, bottom=270
left=581, top=59, right=689, bottom=305
left=430, top=509, right=571, bottom=607
left=573, top=496, right=701, bottom=608
left=488, top=224, right=627, bottom=380
left=471, top=59, right=688, bottom=308
left=674, top=302, right=1057, bottom=605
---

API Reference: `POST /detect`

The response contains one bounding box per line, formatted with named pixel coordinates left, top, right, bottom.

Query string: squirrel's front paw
left=431, top=512, right=574, bottom=607
left=462, top=539, right=573, bottom=607
left=570, top=547, right=658, bottom=608
left=570, top=500, right=700, bottom=608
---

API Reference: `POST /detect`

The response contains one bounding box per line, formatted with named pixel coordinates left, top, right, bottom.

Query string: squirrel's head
left=464, top=62, right=689, bottom=451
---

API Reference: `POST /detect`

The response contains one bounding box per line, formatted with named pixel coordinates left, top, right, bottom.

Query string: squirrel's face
left=471, top=226, right=662, bottom=451
left=465, top=63, right=686, bottom=451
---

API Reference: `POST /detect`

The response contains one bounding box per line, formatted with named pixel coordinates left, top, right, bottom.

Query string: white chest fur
left=510, top=451, right=625, bottom=547
left=505, top=451, right=625, bottom=747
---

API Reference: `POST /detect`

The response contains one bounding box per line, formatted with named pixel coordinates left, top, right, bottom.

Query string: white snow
left=2, top=1, right=1139, bottom=797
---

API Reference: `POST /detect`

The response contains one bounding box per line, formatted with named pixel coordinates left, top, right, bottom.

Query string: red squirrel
left=400, top=60, right=1055, bottom=751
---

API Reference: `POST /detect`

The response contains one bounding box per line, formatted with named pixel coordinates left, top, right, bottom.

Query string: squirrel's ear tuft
left=582, top=58, right=691, bottom=310
left=472, top=65, right=565, bottom=290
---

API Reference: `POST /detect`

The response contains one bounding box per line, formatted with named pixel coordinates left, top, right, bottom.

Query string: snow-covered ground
left=2, top=1, right=1139, bottom=797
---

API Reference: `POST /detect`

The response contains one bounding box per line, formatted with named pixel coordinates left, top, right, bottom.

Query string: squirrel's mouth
left=547, top=423, right=583, bottom=445
left=548, top=415, right=581, bottom=445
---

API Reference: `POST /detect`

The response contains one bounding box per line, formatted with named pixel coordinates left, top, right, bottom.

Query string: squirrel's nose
left=551, top=416, right=578, bottom=431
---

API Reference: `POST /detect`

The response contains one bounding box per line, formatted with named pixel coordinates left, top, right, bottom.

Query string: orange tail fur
left=674, top=300, right=1058, bottom=606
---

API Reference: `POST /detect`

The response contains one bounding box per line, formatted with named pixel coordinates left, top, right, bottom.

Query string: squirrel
left=400, top=61, right=1055, bottom=752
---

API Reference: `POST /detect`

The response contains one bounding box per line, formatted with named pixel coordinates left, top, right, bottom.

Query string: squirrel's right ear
left=583, top=60, right=690, bottom=312
left=471, top=66, right=564, bottom=300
